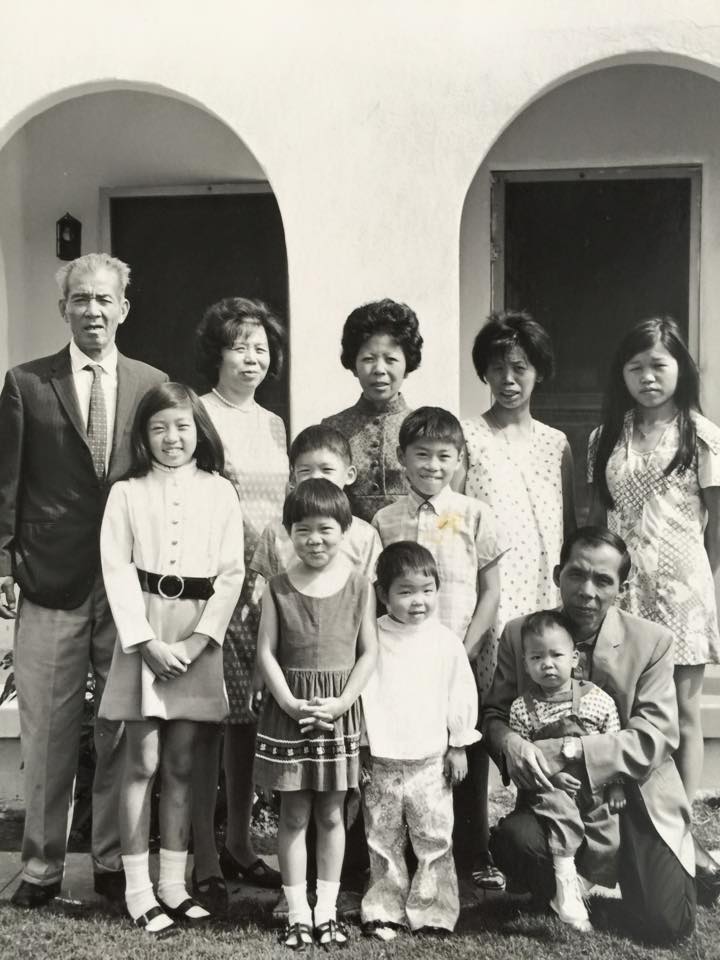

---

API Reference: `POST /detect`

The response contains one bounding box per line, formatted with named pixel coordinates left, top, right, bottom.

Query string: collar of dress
left=355, top=393, right=408, bottom=416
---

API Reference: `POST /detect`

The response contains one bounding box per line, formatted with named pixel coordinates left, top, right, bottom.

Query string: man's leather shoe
left=696, top=860, right=720, bottom=907
left=93, top=869, right=126, bottom=903
left=10, top=879, right=61, bottom=908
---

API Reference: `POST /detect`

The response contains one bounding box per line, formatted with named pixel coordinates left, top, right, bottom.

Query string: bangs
left=282, top=478, right=353, bottom=532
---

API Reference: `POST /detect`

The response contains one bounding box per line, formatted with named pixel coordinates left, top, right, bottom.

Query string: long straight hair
left=593, top=317, right=700, bottom=509
left=127, top=382, right=225, bottom=478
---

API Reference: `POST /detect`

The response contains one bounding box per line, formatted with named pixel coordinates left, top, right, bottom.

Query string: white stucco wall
left=460, top=63, right=720, bottom=422
left=3, top=2, right=720, bottom=429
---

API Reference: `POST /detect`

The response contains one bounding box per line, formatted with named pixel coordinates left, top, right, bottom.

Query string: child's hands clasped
left=140, top=638, right=190, bottom=681
left=444, top=746, right=468, bottom=785
left=285, top=695, right=345, bottom=732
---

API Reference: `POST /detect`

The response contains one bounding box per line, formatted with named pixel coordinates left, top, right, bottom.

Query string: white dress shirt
left=70, top=339, right=118, bottom=470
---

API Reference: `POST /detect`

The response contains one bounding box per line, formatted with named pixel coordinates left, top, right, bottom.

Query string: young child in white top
left=361, top=541, right=480, bottom=939
left=509, top=610, right=625, bottom=933
left=99, top=383, right=245, bottom=937
left=371, top=406, right=505, bottom=889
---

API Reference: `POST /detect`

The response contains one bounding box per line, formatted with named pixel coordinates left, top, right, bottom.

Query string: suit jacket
left=0, top=345, right=167, bottom=609
left=483, top=606, right=695, bottom=875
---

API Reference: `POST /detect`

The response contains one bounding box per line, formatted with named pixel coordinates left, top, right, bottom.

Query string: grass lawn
left=2, top=793, right=720, bottom=959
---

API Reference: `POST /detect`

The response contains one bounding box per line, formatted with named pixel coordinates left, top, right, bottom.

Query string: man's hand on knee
left=504, top=733, right=554, bottom=791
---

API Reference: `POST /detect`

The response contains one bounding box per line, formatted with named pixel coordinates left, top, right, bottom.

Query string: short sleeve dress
left=322, top=394, right=410, bottom=521
left=587, top=411, right=720, bottom=665
left=462, top=416, right=568, bottom=690
left=201, top=391, right=289, bottom=722
left=254, top=570, right=369, bottom=792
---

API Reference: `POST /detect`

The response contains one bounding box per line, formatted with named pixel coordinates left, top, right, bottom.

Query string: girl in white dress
left=457, top=310, right=576, bottom=890
left=588, top=316, right=720, bottom=801
left=99, top=383, right=245, bottom=937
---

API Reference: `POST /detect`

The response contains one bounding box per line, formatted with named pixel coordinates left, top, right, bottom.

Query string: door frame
left=98, top=181, right=274, bottom=252
left=489, top=164, right=703, bottom=364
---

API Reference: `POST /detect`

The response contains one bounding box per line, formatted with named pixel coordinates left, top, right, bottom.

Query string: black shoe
left=219, top=848, right=282, bottom=889
left=191, top=868, right=228, bottom=916
left=10, top=880, right=61, bottom=908
left=694, top=837, right=720, bottom=907
left=94, top=869, right=126, bottom=903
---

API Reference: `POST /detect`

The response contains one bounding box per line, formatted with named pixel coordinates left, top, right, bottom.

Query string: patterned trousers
left=361, top=755, right=459, bottom=931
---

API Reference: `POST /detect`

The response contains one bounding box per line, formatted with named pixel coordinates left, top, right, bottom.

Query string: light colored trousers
left=361, top=755, right=459, bottom=932
left=14, top=576, right=124, bottom=885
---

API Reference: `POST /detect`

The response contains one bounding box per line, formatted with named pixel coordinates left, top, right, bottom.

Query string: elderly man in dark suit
left=483, top=526, right=709, bottom=942
left=0, top=253, right=166, bottom=907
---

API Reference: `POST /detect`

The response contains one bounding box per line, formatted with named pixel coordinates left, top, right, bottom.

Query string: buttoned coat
left=0, top=345, right=166, bottom=609
left=483, top=606, right=695, bottom=875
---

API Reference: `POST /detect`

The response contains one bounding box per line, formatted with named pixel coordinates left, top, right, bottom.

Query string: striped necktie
left=85, top=363, right=107, bottom=479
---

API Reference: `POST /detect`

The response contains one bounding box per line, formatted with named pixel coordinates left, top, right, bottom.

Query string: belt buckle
left=157, top=573, right=184, bottom=599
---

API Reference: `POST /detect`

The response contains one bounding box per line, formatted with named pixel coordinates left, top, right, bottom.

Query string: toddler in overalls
left=509, top=610, right=625, bottom=933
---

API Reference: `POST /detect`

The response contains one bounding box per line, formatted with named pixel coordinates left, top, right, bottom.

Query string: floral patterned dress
left=201, top=392, right=289, bottom=722
left=462, top=416, right=569, bottom=691
left=587, top=411, right=720, bottom=666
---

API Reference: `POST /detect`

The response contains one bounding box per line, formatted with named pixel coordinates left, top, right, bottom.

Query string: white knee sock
left=283, top=882, right=312, bottom=927
left=314, top=878, right=341, bottom=926
left=123, top=851, right=172, bottom=933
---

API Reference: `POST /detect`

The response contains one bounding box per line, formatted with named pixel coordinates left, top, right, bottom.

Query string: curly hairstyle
left=195, top=297, right=286, bottom=387
left=471, top=310, right=555, bottom=383
left=340, top=298, right=423, bottom=373
left=591, top=316, right=700, bottom=510
left=127, top=382, right=225, bottom=477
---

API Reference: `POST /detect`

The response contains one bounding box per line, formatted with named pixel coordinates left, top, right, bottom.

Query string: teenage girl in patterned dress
left=588, top=316, right=720, bottom=801
left=255, top=479, right=377, bottom=949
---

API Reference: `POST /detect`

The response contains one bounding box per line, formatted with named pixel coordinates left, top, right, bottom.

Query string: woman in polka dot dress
left=457, top=311, right=575, bottom=889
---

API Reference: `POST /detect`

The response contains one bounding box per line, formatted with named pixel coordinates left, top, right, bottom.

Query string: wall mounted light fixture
left=56, top=212, right=81, bottom=261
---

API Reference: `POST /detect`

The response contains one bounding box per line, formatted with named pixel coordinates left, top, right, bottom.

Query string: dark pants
left=490, top=786, right=695, bottom=943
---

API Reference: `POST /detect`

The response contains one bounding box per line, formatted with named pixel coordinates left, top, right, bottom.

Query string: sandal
left=157, top=895, right=211, bottom=925
left=133, top=905, right=177, bottom=939
left=362, top=920, right=398, bottom=941
left=315, top=918, right=349, bottom=948
left=220, top=848, right=282, bottom=889
left=472, top=863, right=506, bottom=890
left=191, top=868, right=228, bottom=916
left=280, top=921, right=314, bottom=951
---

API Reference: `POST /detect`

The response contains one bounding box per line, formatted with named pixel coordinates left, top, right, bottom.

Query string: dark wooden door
left=493, top=168, right=699, bottom=519
left=110, top=189, right=289, bottom=428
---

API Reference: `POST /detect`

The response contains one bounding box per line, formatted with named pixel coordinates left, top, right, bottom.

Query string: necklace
left=212, top=387, right=254, bottom=411
left=487, top=409, right=533, bottom=444
left=633, top=412, right=676, bottom=440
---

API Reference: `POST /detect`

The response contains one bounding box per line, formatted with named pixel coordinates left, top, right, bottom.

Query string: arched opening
left=0, top=85, right=289, bottom=422
left=460, top=62, right=720, bottom=506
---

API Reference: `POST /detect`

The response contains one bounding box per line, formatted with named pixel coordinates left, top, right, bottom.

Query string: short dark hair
left=282, top=478, right=353, bottom=533
left=289, top=425, right=352, bottom=470
left=375, top=541, right=440, bottom=593
left=521, top=609, right=574, bottom=652
left=558, top=526, right=632, bottom=583
left=398, top=406, right=465, bottom=452
left=340, top=298, right=423, bottom=373
left=195, top=297, right=286, bottom=387
left=128, top=382, right=225, bottom=478
left=471, top=311, right=555, bottom=383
